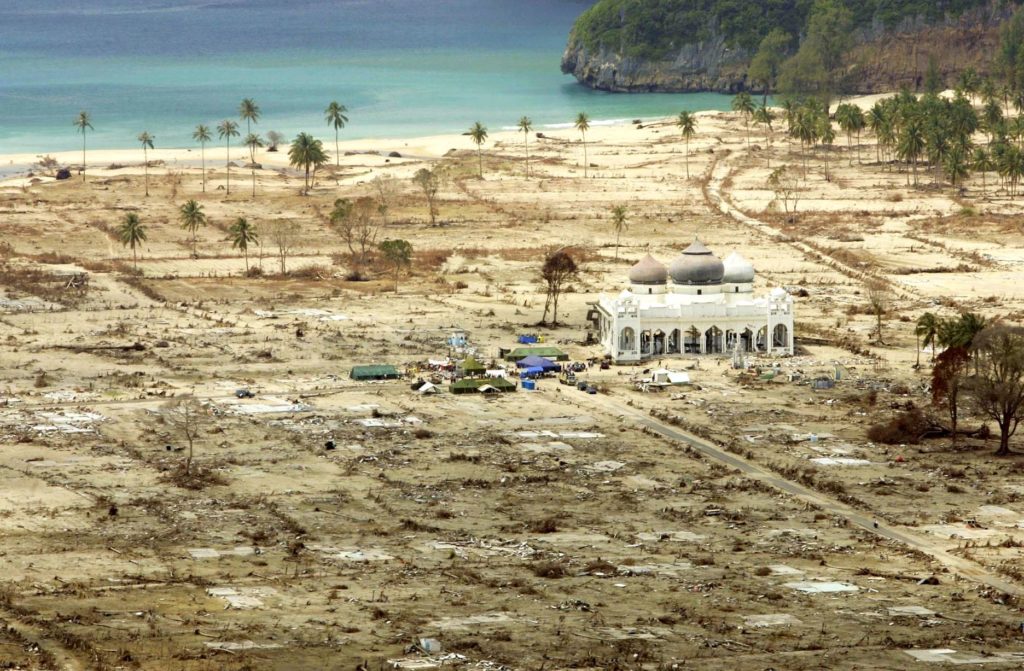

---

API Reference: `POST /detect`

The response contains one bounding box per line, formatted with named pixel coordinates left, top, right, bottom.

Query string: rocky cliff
left=561, top=2, right=1013, bottom=94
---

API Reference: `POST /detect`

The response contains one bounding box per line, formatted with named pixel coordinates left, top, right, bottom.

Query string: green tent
left=504, top=346, right=568, bottom=362
left=458, top=356, right=487, bottom=376
left=351, top=364, right=401, bottom=381
left=449, top=378, right=516, bottom=394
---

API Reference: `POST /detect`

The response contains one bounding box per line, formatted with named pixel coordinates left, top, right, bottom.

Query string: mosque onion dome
left=669, top=238, right=724, bottom=285
left=722, top=251, right=755, bottom=283
left=628, top=254, right=668, bottom=284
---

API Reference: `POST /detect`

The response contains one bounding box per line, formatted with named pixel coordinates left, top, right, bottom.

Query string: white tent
left=416, top=382, right=440, bottom=395
left=651, top=369, right=690, bottom=386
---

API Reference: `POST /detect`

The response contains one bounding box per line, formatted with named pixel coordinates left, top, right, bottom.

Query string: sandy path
left=707, top=155, right=920, bottom=300
left=575, top=390, right=1024, bottom=598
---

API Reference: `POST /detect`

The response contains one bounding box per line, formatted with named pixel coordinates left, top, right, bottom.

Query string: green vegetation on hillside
left=570, top=0, right=994, bottom=60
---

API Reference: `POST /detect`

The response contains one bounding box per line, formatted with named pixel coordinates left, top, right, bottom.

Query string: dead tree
left=164, top=397, right=208, bottom=475
left=267, top=220, right=300, bottom=275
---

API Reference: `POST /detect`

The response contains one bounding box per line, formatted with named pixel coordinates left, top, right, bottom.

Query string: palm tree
left=610, top=204, right=627, bottom=260
left=117, top=212, right=146, bottom=270
left=752, top=105, right=774, bottom=167
left=324, top=101, right=349, bottom=167
left=575, top=112, right=591, bottom=177
left=238, top=98, right=261, bottom=161
left=192, top=124, right=212, bottom=193
left=73, top=111, right=93, bottom=182
left=972, top=146, right=994, bottom=197
left=817, top=115, right=835, bottom=181
left=897, top=117, right=925, bottom=186
left=835, top=103, right=865, bottom=165
left=518, top=116, right=533, bottom=178
left=288, top=132, right=328, bottom=195
left=676, top=111, right=696, bottom=178
left=217, top=120, right=240, bottom=196
left=178, top=199, right=207, bottom=257
left=244, top=133, right=264, bottom=197
left=468, top=122, right=488, bottom=178
left=731, top=92, right=755, bottom=148
left=228, top=217, right=259, bottom=274
left=138, top=131, right=155, bottom=196
left=944, top=145, right=970, bottom=189
left=915, top=312, right=940, bottom=365
left=792, top=106, right=819, bottom=177
left=867, top=102, right=888, bottom=164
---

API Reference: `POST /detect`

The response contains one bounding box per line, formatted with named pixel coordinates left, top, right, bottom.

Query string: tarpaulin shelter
left=515, top=355, right=560, bottom=371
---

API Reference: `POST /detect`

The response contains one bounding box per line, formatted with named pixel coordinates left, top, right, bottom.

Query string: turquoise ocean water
left=0, top=0, right=733, bottom=156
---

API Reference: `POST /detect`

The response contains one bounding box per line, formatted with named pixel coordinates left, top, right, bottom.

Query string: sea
left=0, top=0, right=734, bottom=155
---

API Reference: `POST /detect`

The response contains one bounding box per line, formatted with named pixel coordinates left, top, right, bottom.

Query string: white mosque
left=590, top=239, right=795, bottom=363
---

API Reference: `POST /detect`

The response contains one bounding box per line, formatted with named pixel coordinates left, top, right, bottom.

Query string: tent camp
left=351, top=364, right=401, bottom=381
left=504, top=346, right=568, bottom=362
left=449, top=378, right=516, bottom=394
left=515, top=355, right=560, bottom=372
left=458, top=356, right=487, bottom=377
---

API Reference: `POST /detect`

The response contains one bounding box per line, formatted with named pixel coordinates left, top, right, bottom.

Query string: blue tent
left=520, top=366, right=546, bottom=379
left=516, top=355, right=560, bottom=371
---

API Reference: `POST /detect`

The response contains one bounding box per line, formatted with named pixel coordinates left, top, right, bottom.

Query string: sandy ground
left=0, top=94, right=1023, bottom=669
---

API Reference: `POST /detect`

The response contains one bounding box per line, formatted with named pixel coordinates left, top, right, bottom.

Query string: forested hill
left=561, top=0, right=1018, bottom=94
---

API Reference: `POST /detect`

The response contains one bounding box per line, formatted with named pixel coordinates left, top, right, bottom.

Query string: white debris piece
left=743, top=614, right=802, bottom=628
left=904, top=649, right=1024, bottom=664
left=784, top=581, right=859, bottom=594
left=637, top=530, right=706, bottom=543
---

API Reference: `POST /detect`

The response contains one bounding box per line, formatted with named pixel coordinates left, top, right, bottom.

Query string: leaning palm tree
left=117, top=212, right=146, bottom=270
left=288, top=132, right=328, bottom=195
left=228, top=216, right=259, bottom=274
left=238, top=98, right=261, bottom=161
left=192, top=124, right=212, bottom=193
left=73, top=111, right=93, bottom=182
left=324, top=101, right=349, bottom=167
left=178, top=199, right=206, bottom=257
left=138, top=131, right=155, bottom=196
left=915, top=312, right=940, bottom=365
left=243, top=133, right=264, bottom=197
left=575, top=112, right=591, bottom=177
left=217, top=120, right=240, bottom=196
left=468, top=122, right=488, bottom=178
left=518, top=116, right=533, bottom=178
left=676, top=111, right=696, bottom=178
left=610, top=204, right=627, bottom=260
left=897, top=117, right=925, bottom=186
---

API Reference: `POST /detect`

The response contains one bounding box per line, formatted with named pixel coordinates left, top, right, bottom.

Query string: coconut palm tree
left=676, top=111, right=696, bottom=178
left=752, top=105, right=774, bottom=167
left=178, top=199, right=206, bottom=257
left=835, top=103, right=865, bottom=165
left=610, top=204, right=627, bottom=260
left=915, top=312, right=940, bottom=365
left=468, top=122, right=488, bottom=178
left=192, top=124, right=212, bottom=193
left=117, top=212, right=146, bottom=270
left=324, top=101, right=349, bottom=167
left=238, top=98, right=261, bottom=161
left=244, top=133, right=264, bottom=197
left=288, top=132, right=328, bottom=195
left=217, top=120, right=240, bottom=196
left=972, top=146, right=994, bottom=197
left=897, top=117, right=925, bottom=186
left=138, top=131, right=154, bottom=197
left=73, top=111, right=93, bottom=182
left=817, top=115, right=835, bottom=181
left=518, top=116, right=533, bottom=178
left=867, top=102, right=888, bottom=164
left=731, top=91, right=755, bottom=148
left=228, top=216, right=259, bottom=274
left=575, top=112, right=591, bottom=177
left=944, top=145, right=970, bottom=189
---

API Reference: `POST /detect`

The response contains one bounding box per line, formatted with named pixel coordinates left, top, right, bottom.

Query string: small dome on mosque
left=628, top=254, right=668, bottom=284
left=723, top=251, right=755, bottom=283
left=668, top=238, right=725, bottom=285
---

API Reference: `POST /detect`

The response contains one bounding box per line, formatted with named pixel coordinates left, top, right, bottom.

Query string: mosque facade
left=590, top=240, right=795, bottom=363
